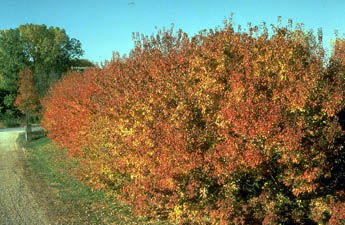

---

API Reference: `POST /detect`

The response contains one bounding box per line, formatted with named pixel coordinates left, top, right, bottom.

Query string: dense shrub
left=1, top=109, right=20, bottom=127
left=42, top=20, right=345, bottom=224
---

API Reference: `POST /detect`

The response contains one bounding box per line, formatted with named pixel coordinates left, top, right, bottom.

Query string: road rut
left=0, top=129, right=50, bottom=225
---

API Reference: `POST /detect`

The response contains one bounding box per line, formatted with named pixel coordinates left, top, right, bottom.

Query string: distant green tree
left=0, top=24, right=83, bottom=115
left=0, top=29, right=27, bottom=118
left=18, top=24, right=84, bottom=95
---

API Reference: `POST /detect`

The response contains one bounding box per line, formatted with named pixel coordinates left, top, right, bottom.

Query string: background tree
left=70, top=58, right=95, bottom=68
left=0, top=24, right=83, bottom=121
left=18, top=24, right=84, bottom=96
left=14, top=69, right=40, bottom=140
left=0, top=29, right=26, bottom=121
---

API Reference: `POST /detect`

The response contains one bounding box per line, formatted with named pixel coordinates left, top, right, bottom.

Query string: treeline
left=0, top=24, right=94, bottom=126
left=42, top=19, right=345, bottom=224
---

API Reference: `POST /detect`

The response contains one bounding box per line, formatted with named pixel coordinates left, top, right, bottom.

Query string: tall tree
left=0, top=29, right=27, bottom=116
left=0, top=24, right=83, bottom=114
left=18, top=24, right=83, bottom=95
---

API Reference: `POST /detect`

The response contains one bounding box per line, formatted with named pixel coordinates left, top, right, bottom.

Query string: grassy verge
left=19, top=133, right=165, bottom=225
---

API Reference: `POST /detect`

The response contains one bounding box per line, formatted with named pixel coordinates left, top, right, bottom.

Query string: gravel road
left=0, top=128, right=50, bottom=225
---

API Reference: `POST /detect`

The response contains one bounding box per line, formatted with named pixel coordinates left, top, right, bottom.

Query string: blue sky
left=1, top=0, right=344, bottom=63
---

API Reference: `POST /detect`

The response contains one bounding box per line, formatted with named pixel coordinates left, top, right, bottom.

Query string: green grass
left=20, top=134, right=166, bottom=225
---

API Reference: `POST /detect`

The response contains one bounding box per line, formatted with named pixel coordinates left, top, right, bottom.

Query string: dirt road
left=0, top=128, right=50, bottom=225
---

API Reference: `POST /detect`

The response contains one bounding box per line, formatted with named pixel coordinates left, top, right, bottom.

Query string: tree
left=0, top=29, right=26, bottom=92
left=71, top=58, right=95, bottom=68
left=0, top=29, right=27, bottom=118
left=14, top=69, right=40, bottom=141
left=18, top=24, right=84, bottom=95
left=0, top=24, right=83, bottom=115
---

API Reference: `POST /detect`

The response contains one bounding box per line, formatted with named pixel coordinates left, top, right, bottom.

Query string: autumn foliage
left=42, top=20, right=345, bottom=224
left=14, top=69, right=40, bottom=114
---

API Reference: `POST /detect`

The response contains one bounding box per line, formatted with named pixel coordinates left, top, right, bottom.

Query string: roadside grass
left=19, top=132, right=167, bottom=225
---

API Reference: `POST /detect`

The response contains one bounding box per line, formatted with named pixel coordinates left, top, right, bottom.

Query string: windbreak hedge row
left=42, top=21, right=345, bottom=224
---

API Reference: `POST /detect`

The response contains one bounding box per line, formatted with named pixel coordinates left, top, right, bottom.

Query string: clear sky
left=1, top=0, right=344, bottom=64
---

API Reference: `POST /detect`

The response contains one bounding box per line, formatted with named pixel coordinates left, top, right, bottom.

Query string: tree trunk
left=25, top=110, right=32, bottom=142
